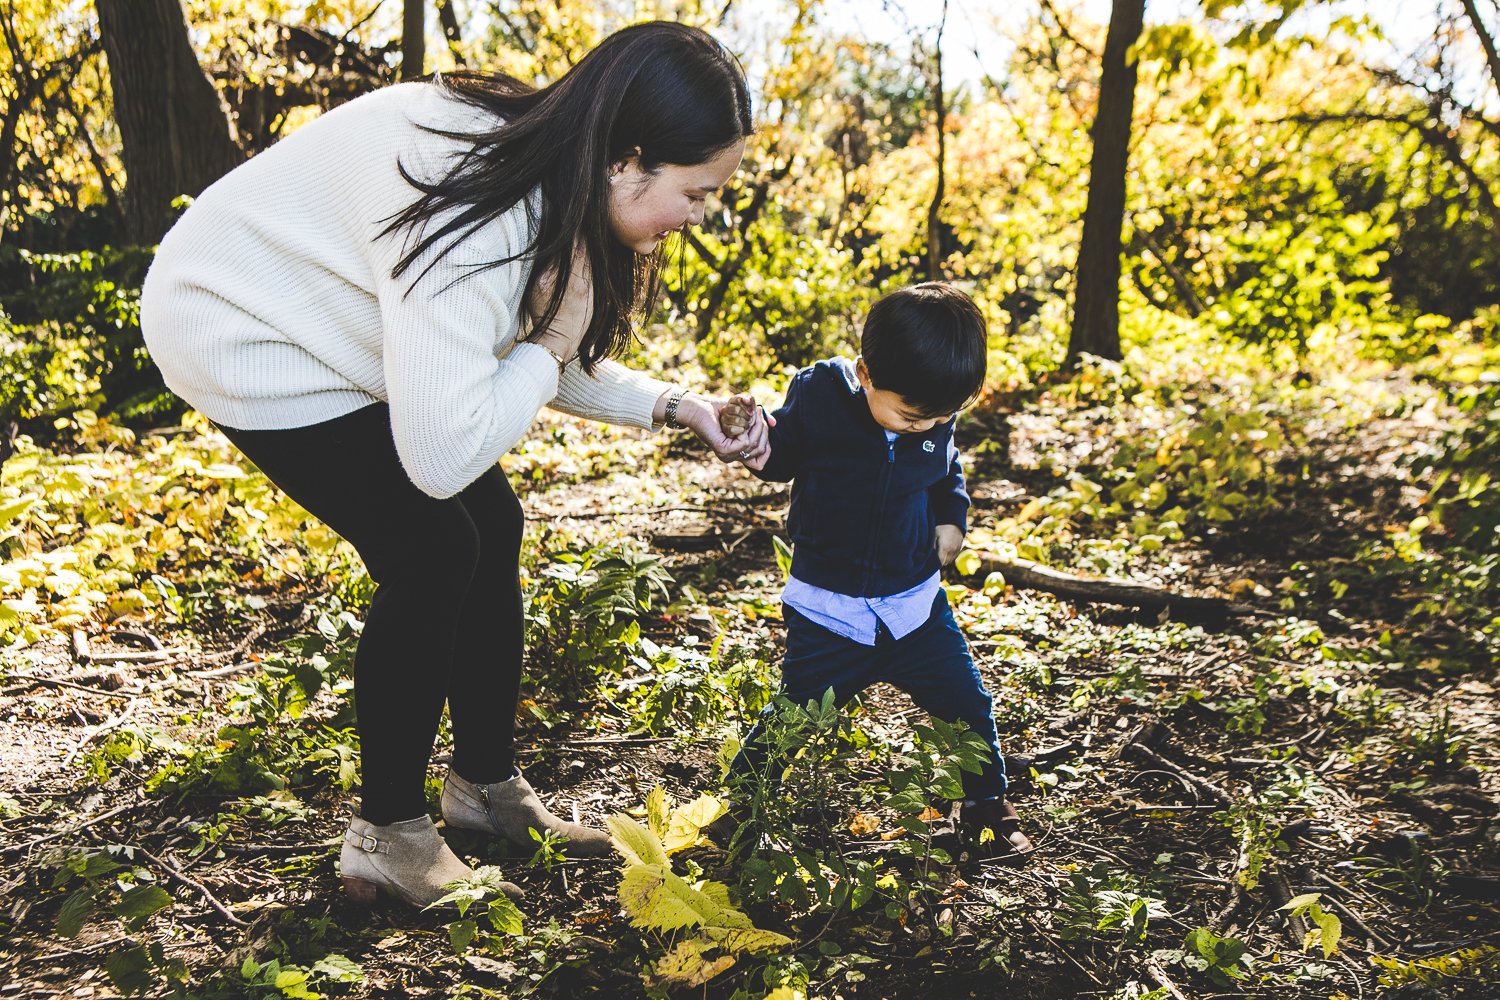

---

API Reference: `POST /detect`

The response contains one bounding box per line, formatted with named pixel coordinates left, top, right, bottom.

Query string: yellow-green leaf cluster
left=606, top=791, right=790, bottom=988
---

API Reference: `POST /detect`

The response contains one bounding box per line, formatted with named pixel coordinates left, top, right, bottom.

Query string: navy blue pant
left=733, top=592, right=1007, bottom=799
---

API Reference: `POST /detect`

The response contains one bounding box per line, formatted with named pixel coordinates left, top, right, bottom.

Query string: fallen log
left=953, top=552, right=1261, bottom=623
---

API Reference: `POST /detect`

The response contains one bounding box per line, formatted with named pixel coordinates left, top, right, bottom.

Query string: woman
left=140, top=22, right=765, bottom=907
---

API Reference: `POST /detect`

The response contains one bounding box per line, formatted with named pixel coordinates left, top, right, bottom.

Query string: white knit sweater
left=140, top=82, right=674, bottom=499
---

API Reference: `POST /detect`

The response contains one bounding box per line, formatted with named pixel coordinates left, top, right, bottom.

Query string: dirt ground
left=2, top=393, right=1497, bottom=999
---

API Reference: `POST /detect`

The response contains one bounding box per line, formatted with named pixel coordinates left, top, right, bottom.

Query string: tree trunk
left=924, top=0, right=949, bottom=281
left=402, top=0, right=427, bottom=80
left=94, top=0, right=242, bottom=246
left=1067, top=0, right=1145, bottom=364
left=437, top=0, right=466, bottom=66
left=1460, top=0, right=1500, bottom=95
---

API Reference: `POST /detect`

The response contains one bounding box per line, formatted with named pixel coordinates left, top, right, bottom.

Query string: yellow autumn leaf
left=619, top=865, right=752, bottom=933
left=701, top=925, right=793, bottom=954
left=645, top=786, right=671, bottom=839
left=698, top=880, right=733, bottom=909
left=618, top=865, right=706, bottom=932
left=848, top=812, right=880, bottom=836
left=954, top=549, right=981, bottom=576
left=763, top=988, right=808, bottom=1000
left=650, top=938, right=736, bottom=988
left=605, top=814, right=669, bottom=869
left=663, top=793, right=727, bottom=853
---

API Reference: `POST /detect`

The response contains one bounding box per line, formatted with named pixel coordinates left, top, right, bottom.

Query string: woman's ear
left=608, top=147, right=644, bottom=183
left=854, top=356, right=874, bottom=390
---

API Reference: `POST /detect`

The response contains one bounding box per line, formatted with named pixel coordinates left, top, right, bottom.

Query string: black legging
left=219, top=403, right=524, bottom=825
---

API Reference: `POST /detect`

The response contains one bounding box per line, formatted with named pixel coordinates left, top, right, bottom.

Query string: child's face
left=855, top=357, right=951, bottom=435
left=607, top=140, right=745, bottom=255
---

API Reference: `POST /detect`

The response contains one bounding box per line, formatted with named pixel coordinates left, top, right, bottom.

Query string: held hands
left=525, top=243, right=593, bottom=362
left=718, top=396, right=756, bottom=438
left=936, top=524, right=964, bottom=566
left=716, top=396, right=772, bottom=469
left=667, top=392, right=772, bottom=467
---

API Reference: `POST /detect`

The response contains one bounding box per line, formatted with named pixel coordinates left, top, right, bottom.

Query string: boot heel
left=342, top=876, right=379, bottom=905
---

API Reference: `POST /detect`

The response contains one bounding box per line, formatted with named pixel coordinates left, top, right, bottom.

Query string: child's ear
left=854, top=356, right=873, bottom=390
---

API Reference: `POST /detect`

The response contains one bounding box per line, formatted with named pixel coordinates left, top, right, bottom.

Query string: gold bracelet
left=530, top=341, right=568, bottom=379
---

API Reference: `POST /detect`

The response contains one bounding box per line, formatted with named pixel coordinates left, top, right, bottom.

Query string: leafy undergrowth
left=1, top=339, right=1498, bottom=999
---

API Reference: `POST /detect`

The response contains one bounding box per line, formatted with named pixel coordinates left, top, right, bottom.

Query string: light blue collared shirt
left=781, top=429, right=943, bottom=646
left=782, top=570, right=943, bottom=646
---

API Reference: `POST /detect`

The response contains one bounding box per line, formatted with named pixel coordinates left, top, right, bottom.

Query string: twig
left=517, top=736, right=674, bottom=750
left=137, top=847, right=250, bottom=928
left=1120, top=742, right=1235, bottom=807
left=954, top=551, right=1259, bottom=622
left=0, top=675, right=136, bottom=700
left=1131, top=803, right=1221, bottom=813
left=1145, top=955, right=1190, bottom=1000
left=187, top=660, right=262, bottom=681
left=1271, top=873, right=1310, bottom=950
left=61, top=698, right=139, bottom=767
left=111, top=629, right=163, bottom=650
left=1039, top=926, right=1105, bottom=987
left=1, top=799, right=141, bottom=856
left=89, top=648, right=184, bottom=665
left=1309, top=871, right=1396, bottom=951
left=35, top=935, right=133, bottom=962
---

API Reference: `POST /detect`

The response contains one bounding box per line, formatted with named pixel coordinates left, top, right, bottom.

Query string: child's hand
left=718, top=397, right=757, bottom=438
left=935, top=524, right=964, bottom=566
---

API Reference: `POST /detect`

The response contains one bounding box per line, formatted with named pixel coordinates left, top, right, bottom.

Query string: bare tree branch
left=1460, top=0, right=1500, bottom=96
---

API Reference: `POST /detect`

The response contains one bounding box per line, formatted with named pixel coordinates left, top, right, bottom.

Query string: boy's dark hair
left=860, top=283, right=988, bottom=417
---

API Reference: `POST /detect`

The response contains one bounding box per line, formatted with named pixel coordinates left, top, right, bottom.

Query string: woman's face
left=607, top=139, right=746, bottom=254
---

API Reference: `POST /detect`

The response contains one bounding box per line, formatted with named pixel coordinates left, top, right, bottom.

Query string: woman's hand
left=526, top=244, right=593, bottom=362
left=670, top=392, right=773, bottom=467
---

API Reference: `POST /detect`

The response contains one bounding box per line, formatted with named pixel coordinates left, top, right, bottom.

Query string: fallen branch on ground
left=954, top=552, right=1263, bottom=623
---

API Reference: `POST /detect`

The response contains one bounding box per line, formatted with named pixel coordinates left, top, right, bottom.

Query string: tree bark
left=437, top=0, right=466, bottom=66
left=402, top=0, right=427, bottom=80
left=924, top=0, right=949, bottom=280
left=954, top=551, right=1253, bottom=624
left=1067, top=0, right=1145, bottom=364
left=94, top=0, right=242, bottom=246
left=1460, top=0, right=1500, bottom=96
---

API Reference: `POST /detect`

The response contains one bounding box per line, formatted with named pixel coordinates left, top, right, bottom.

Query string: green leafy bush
left=0, top=245, right=171, bottom=427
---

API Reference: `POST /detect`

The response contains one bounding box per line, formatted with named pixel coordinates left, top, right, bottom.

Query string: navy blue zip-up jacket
left=752, top=357, right=970, bottom=598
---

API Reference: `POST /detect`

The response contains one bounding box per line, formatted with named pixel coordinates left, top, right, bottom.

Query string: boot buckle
left=358, top=834, right=379, bottom=853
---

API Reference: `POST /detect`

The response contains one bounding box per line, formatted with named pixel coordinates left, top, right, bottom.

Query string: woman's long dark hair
left=380, top=21, right=752, bottom=372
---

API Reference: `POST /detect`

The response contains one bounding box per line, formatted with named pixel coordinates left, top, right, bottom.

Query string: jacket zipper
left=860, top=435, right=897, bottom=595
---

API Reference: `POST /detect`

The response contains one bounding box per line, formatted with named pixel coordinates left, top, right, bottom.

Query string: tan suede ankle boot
left=441, top=767, right=613, bottom=857
left=339, top=814, right=521, bottom=907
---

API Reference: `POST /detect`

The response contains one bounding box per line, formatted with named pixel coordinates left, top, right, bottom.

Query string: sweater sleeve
left=928, top=422, right=971, bottom=532
left=370, top=201, right=558, bottom=499
left=549, top=358, right=674, bottom=429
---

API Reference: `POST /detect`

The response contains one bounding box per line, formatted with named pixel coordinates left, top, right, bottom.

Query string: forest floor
left=1, top=357, right=1498, bottom=999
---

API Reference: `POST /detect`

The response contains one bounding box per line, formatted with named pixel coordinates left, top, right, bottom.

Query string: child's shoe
left=958, top=797, right=1033, bottom=857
